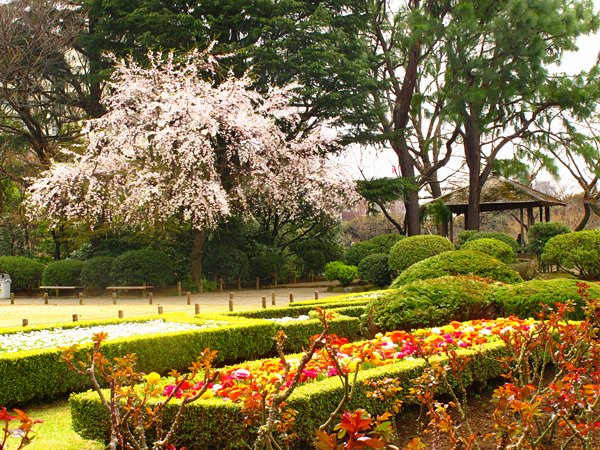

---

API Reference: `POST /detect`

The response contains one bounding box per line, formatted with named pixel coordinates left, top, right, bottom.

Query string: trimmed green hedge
left=70, top=339, right=509, bottom=447
left=0, top=314, right=275, bottom=406
left=0, top=256, right=44, bottom=290
left=80, top=257, right=115, bottom=288
left=358, top=253, right=391, bottom=286
left=364, top=276, right=499, bottom=334
left=461, top=238, right=515, bottom=264
left=528, top=221, right=571, bottom=256
left=324, top=261, right=358, bottom=287
left=494, top=278, right=600, bottom=320
left=42, top=259, right=85, bottom=286
left=390, top=250, right=522, bottom=288
left=542, top=230, right=600, bottom=280
left=388, top=235, right=454, bottom=275
left=111, top=250, right=174, bottom=287
left=464, top=232, right=520, bottom=254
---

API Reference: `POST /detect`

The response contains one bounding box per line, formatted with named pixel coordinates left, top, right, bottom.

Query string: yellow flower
left=145, top=372, right=160, bottom=385
left=200, top=390, right=213, bottom=400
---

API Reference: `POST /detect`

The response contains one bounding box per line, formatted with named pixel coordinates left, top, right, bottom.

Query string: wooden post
left=90, top=282, right=94, bottom=296
left=219, top=279, right=223, bottom=292
left=44, top=293, right=48, bottom=305
left=149, top=292, right=153, bottom=305
left=177, top=282, right=182, bottom=297
left=238, top=278, right=241, bottom=291
left=73, top=314, right=78, bottom=322
left=83, top=285, right=87, bottom=296
left=22, top=319, right=28, bottom=327
left=55, top=288, right=59, bottom=298
left=142, top=282, right=147, bottom=296
left=262, top=296, right=267, bottom=309
left=112, top=293, right=117, bottom=305
left=256, top=277, right=259, bottom=290
left=274, top=272, right=277, bottom=286
left=158, top=306, right=163, bottom=314
left=187, top=292, right=191, bottom=305
left=10, top=293, right=14, bottom=305
left=195, top=303, right=200, bottom=315
left=229, top=292, right=234, bottom=301
left=449, top=213, right=454, bottom=243
left=289, top=293, right=294, bottom=303
left=293, top=272, right=296, bottom=284
left=199, top=279, right=203, bottom=294
left=545, top=206, right=551, bottom=222
left=118, top=310, right=124, bottom=319
left=315, top=291, right=319, bottom=300
left=229, top=298, right=234, bottom=312
left=79, top=293, right=84, bottom=305
left=271, top=291, right=276, bottom=306
left=310, top=271, right=314, bottom=282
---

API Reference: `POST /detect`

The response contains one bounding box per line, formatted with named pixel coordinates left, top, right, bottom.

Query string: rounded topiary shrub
left=527, top=221, right=571, bottom=256
left=494, top=278, right=600, bottom=320
left=324, top=261, right=358, bottom=287
left=366, top=234, right=405, bottom=254
left=456, top=230, right=480, bottom=248
left=343, top=242, right=375, bottom=267
left=249, top=252, right=288, bottom=284
left=80, top=257, right=115, bottom=288
left=110, top=250, right=174, bottom=287
left=363, top=276, right=500, bottom=334
left=388, top=235, right=454, bottom=275
left=0, top=256, right=44, bottom=290
left=43, top=260, right=85, bottom=286
left=390, top=250, right=523, bottom=288
left=541, top=230, right=600, bottom=280
left=462, top=238, right=515, bottom=264
left=358, top=253, right=391, bottom=286
left=464, top=232, right=520, bottom=254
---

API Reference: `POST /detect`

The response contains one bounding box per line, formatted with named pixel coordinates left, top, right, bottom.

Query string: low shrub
left=464, top=231, right=520, bottom=254
left=110, top=250, right=174, bottom=286
left=358, top=253, right=391, bottom=286
left=366, top=234, right=405, bottom=254
left=300, top=249, right=327, bottom=276
left=390, top=250, right=523, bottom=288
left=363, top=276, right=500, bottom=334
left=456, top=230, right=480, bottom=248
left=494, top=278, right=600, bottom=320
left=527, top=221, right=571, bottom=256
left=462, top=238, right=515, bottom=263
left=79, top=257, right=115, bottom=288
left=203, top=247, right=249, bottom=283
left=343, top=242, right=374, bottom=267
left=0, top=256, right=44, bottom=290
left=388, top=235, right=454, bottom=275
left=42, top=259, right=85, bottom=286
left=541, top=230, right=600, bottom=280
left=324, top=261, right=358, bottom=287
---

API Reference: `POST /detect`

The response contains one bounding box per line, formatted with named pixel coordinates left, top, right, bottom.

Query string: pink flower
left=327, top=368, right=340, bottom=377
left=233, top=369, right=251, bottom=380
left=302, top=369, right=319, bottom=379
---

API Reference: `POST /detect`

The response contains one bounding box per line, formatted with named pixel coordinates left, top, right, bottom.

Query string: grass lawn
left=23, top=400, right=103, bottom=450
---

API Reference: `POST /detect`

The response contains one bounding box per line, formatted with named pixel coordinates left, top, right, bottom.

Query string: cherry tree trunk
left=190, top=229, right=205, bottom=283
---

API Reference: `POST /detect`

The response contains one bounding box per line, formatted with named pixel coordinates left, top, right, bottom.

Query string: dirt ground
left=0, top=282, right=340, bottom=329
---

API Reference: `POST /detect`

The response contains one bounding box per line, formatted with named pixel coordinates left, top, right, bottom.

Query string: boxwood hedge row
left=70, top=340, right=509, bottom=448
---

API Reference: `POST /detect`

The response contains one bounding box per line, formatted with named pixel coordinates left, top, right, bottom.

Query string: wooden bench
left=106, top=285, right=154, bottom=297
left=39, top=286, right=85, bottom=298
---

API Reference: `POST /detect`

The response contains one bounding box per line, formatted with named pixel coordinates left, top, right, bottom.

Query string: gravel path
left=0, top=283, right=343, bottom=329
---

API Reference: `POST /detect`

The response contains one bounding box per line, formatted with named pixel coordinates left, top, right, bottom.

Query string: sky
left=335, top=7, right=600, bottom=196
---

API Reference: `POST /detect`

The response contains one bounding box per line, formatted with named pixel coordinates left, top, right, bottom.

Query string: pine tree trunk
left=190, top=229, right=205, bottom=282
left=464, top=118, right=482, bottom=231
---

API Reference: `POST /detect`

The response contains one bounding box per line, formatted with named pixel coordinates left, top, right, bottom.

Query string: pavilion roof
left=432, top=177, right=566, bottom=214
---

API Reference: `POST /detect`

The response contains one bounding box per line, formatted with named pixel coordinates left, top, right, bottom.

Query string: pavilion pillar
left=539, top=206, right=544, bottom=222
left=527, top=207, right=534, bottom=227
left=520, top=208, right=525, bottom=250
left=545, top=206, right=550, bottom=222
left=449, top=213, right=454, bottom=243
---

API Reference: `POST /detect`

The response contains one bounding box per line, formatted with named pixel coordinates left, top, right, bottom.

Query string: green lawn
left=23, top=401, right=103, bottom=450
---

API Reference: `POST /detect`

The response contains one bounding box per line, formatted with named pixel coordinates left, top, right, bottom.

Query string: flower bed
left=0, top=319, right=227, bottom=354
left=71, top=317, right=528, bottom=447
